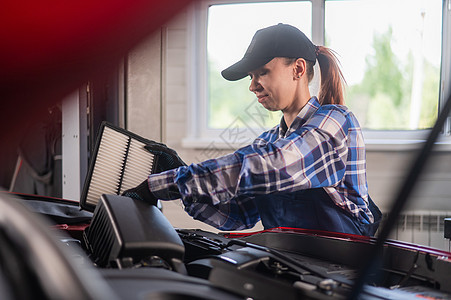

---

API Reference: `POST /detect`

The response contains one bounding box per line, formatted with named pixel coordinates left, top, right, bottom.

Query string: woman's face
left=248, top=57, right=298, bottom=112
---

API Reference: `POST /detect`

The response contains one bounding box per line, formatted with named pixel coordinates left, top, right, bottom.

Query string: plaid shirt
left=149, top=97, right=373, bottom=230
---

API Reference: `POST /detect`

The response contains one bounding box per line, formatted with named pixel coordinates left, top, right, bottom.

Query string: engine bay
left=54, top=193, right=451, bottom=300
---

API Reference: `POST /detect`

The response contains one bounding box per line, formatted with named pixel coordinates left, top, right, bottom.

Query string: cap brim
left=221, top=56, right=273, bottom=81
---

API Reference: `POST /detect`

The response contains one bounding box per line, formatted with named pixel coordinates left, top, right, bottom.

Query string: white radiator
left=386, top=210, right=451, bottom=252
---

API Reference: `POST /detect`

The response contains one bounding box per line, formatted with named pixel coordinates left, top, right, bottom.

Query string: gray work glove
left=122, top=180, right=158, bottom=206
left=144, top=141, right=187, bottom=173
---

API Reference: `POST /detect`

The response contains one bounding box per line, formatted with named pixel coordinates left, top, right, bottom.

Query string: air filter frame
left=80, top=122, right=159, bottom=212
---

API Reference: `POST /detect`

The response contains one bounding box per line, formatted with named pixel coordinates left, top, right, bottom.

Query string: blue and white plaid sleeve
left=148, top=105, right=358, bottom=230
left=147, top=161, right=261, bottom=230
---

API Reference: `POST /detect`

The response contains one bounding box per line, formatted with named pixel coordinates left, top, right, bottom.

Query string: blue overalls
left=254, top=188, right=381, bottom=236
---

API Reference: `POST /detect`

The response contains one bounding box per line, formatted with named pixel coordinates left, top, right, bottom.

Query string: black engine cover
left=84, top=194, right=184, bottom=267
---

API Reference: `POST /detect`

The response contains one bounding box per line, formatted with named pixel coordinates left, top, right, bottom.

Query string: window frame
left=183, top=0, right=451, bottom=151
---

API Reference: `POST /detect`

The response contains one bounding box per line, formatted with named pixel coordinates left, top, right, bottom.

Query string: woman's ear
left=294, top=58, right=307, bottom=79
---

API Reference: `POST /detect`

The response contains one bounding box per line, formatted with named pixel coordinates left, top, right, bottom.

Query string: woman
left=124, top=23, right=381, bottom=236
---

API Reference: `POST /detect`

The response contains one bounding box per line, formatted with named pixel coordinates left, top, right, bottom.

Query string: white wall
left=126, top=30, right=163, bottom=142
left=126, top=7, right=451, bottom=248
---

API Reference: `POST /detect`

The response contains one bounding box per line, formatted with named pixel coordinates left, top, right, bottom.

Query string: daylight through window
left=206, top=0, right=443, bottom=132
left=325, top=0, right=442, bottom=130
left=207, top=2, right=312, bottom=130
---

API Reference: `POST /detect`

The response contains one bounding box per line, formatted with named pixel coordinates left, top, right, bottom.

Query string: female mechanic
left=124, top=23, right=381, bottom=236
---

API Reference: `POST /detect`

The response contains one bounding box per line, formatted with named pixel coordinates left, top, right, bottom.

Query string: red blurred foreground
left=0, top=0, right=193, bottom=145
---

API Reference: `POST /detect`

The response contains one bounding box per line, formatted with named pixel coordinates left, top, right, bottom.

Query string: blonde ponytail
left=315, top=46, right=346, bottom=105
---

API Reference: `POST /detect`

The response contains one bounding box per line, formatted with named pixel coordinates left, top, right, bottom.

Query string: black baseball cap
left=221, top=23, right=317, bottom=81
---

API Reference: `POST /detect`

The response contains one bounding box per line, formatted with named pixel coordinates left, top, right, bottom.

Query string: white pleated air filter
left=80, top=122, right=158, bottom=211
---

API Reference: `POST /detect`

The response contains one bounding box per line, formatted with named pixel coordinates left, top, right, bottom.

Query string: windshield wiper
left=349, top=91, right=451, bottom=299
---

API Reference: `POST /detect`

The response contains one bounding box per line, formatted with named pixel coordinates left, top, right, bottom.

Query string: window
left=185, top=0, right=451, bottom=149
left=325, top=0, right=442, bottom=130
left=207, top=2, right=312, bottom=131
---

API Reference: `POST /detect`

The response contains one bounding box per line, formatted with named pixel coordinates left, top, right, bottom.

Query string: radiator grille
left=83, top=194, right=185, bottom=268
left=84, top=199, right=116, bottom=266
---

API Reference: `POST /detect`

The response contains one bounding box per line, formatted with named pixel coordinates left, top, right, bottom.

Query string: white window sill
left=365, top=139, right=426, bottom=151
left=182, top=135, right=451, bottom=152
